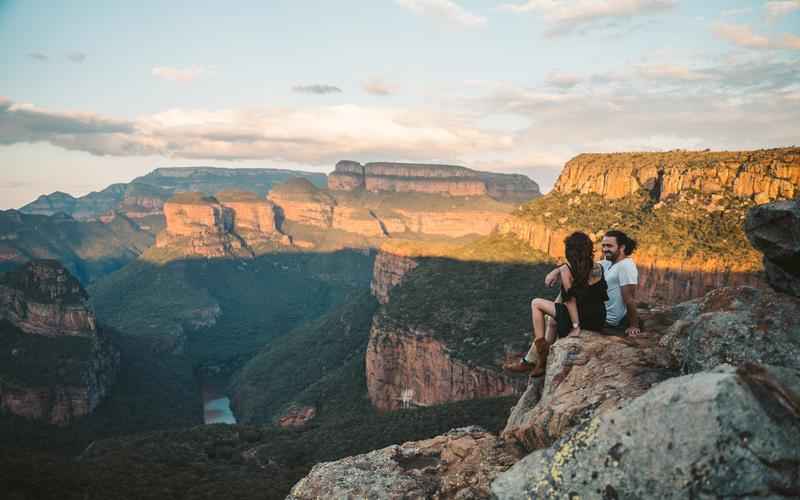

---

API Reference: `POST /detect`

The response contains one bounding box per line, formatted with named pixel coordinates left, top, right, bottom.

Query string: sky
left=1, top=0, right=799, bottom=208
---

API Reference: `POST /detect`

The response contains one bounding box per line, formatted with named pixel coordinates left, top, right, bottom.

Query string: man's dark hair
left=605, top=230, right=637, bottom=255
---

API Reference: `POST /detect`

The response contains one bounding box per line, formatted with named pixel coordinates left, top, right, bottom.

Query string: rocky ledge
left=746, top=196, right=800, bottom=297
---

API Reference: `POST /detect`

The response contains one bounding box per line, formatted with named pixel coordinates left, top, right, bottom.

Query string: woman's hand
left=567, top=327, right=581, bottom=337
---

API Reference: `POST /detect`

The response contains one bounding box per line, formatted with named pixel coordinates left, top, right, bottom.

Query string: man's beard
left=604, top=250, right=618, bottom=261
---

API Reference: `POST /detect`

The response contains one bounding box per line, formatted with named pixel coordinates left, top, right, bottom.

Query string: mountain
left=0, top=209, right=159, bottom=284
left=20, top=166, right=327, bottom=221
left=0, top=260, right=119, bottom=425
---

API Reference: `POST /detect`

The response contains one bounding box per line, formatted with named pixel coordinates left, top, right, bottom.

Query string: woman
left=504, top=231, right=608, bottom=377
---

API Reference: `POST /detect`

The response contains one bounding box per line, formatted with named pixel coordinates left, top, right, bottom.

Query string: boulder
left=287, top=427, right=522, bottom=499
left=492, top=363, right=800, bottom=499
left=502, top=333, right=676, bottom=451
left=657, top=286, right=800, bottom=373
left=746, top=198, right=800, bottom=297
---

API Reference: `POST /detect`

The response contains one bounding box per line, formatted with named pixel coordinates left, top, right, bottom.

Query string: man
left=544, top=229, right=641, bottom=337
left=599, top=230, right=641, bottom=337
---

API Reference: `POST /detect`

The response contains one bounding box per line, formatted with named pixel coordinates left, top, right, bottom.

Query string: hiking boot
left=529, top=338, right=550, bottom=378
left=503, top=355, right=534, bottom=373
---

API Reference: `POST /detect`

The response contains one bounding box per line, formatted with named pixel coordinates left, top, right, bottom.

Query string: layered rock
left=746, top=197, right=800, bottom=297
left=370, top=251, right=418, bottom=304
left=216, top=191, right=291, bottom=247
left=492, top=363, right=800, bottom=499
left=554, top=147, right=800, bottom=203
left=503, top=333, right=676, bottom=451
left=0, top=260, right=119, bottom=425
left=365, top=313, right=526, bottom=411
left=288, top=426, right=523, bottom=500
left=0, top=260, right=96, bottom=336
left=267, top=178, right=335, bottom=228
left=328, top=160, right=541, bottom=203
left=656, top=286, right=800, bottom=373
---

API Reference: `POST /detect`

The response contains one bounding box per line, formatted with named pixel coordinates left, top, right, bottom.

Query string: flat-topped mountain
left=554, top=147, right=800, bottom=203
left=21, top=167, right=326, bottom=221
left=0, top=260, right=119, bottom=425
left=329, top=160, right=541, bottom=204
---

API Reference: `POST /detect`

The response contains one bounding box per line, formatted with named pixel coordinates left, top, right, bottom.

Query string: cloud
left=766, top=1, right=800, bottom=20
left=0, top=97, right=511, bottom=163
left=636, top=64, right=711, bottom=81
left=28, top=52, right=48, bottom=62
left=713, top=22, right=800, bottom=50
left=500, top=0, right=676, bottom=35
left=721, top=7, right=753, bottom=17
left=66, top=52, right=86, bottom=63
left=292, top=84, right=343, bottom=95
left=363, top=78, right=398, bottom=96
left=544, top=71, right=582, bottom=88
left=396, top=0, right=487, bottom=28
left=151, top=66, right=206, bottom=82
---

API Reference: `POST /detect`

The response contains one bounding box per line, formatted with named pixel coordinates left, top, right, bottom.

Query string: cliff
left=0, top=259, right=96, bottom=336
left=0, top=260, right=119, bottom=425
left=328, top=160, right=541, bottom=204
left=365, top=314, right=526, bottom=411
left=370, top=250, right=418, bottom=304
left=554, top=147, right=800, bottom=203
left=155, top=191, right=292, bottom=258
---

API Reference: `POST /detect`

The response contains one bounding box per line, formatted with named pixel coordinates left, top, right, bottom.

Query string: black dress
left=554, top=265, right=609, bottom=338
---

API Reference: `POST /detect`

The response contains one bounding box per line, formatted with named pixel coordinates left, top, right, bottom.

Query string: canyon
left=0, top=260, right=119, bottom=425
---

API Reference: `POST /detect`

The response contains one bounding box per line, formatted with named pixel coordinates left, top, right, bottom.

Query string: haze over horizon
left=2, top=0, right=799, bottom=209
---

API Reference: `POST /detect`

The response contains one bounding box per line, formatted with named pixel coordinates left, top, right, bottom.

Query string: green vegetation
left=0, top=327, right=202, bottom=456
left=0, top=320, right=96, bottom=386
left=515, top=190, right=761, bottom=269
left=90, top=250, right=375, bottom=370
left=383, top=234, right=557, bottom=368
left=231, top=290, right=380, bottom=423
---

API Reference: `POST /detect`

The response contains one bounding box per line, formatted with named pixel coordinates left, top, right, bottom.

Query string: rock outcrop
left=156, top=191, right=291, bottom=257
left=288, top=426, right=523, bottom=500
left=656, top=286, right=800, bottom=373
left=267, top=178, right=335, bottom=229
left=0, top=259, right=96, bottom=336
left=328, top=161, right=541, bottom=203
left=156, top=193, right=252, bottom=258
left=491, top=363, right=800, bottom=499
left=0, top=260, right=119, bottom=425
left=503, top=333, right=676, bottom=451
left=370, top=250, right=418, bottom=304
left=554, top=147, right=800, bottom=203
left=365, top=313, right=526, bottom=411
left=746, top=197, right=800, bottom=297
left=275, top=405, right=316, bottom=429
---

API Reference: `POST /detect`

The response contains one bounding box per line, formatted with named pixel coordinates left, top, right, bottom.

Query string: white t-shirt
left=600, top=257, right=638, bottom=326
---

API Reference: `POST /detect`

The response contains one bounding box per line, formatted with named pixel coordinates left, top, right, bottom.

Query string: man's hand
left=626, top=326, right=642, bottom=337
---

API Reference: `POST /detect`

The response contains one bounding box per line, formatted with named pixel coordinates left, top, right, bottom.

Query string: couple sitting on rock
left=505, top=230, right=641, bottom=377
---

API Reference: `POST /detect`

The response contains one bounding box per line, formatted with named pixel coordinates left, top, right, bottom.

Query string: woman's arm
left=545, top=264, right=568, bottom=287
left=560, top=266, right=581, bottom=336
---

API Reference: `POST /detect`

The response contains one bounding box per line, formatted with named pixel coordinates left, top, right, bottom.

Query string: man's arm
left=621, top=284, right=641, bottom=336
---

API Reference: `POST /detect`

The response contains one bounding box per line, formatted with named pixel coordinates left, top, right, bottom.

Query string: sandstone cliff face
left=365, top=313, right=526, bottom=411
left=0, top=260, right=119, bottom=425
left=0, top=260, right=96, bottom=336
left=370, top=251, right=418, bottom=305
left=156, top=192, right=293, bottom=257
left=554, top=147, right=800, bottom=203
left=328, top=160, right=541, bottom=203
left=267, top=178, right=335, bottom=228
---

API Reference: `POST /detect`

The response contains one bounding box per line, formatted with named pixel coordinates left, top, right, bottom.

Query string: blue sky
left=1, top=0, right=799, bottom=208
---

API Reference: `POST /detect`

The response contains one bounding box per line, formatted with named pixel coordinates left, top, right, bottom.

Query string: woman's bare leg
left=526, top=298, right=556, bottom=361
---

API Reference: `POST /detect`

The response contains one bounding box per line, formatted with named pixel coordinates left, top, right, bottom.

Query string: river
left=201, top=376, right=237, bottom=424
